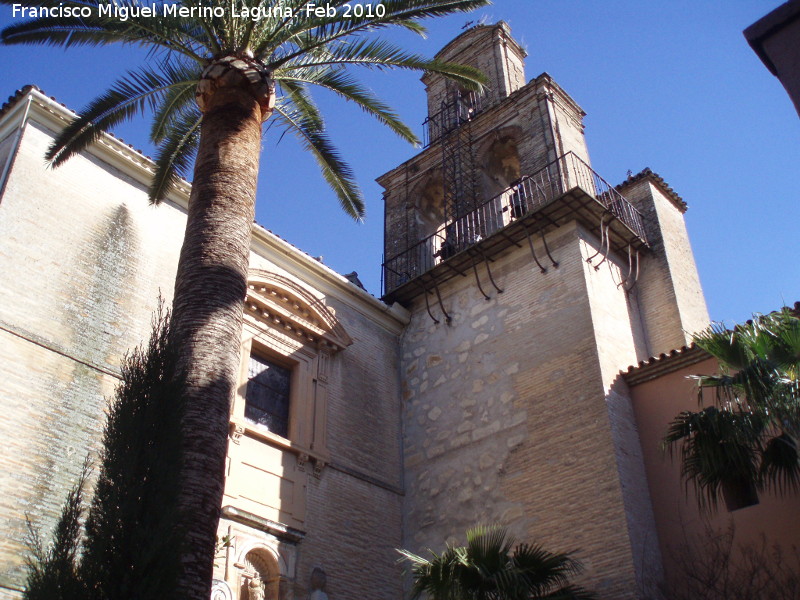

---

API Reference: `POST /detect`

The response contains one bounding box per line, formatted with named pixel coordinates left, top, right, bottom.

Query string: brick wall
left=623, top=178, right=709, bottom=355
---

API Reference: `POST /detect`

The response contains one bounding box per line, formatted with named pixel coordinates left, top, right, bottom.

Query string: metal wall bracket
left=522, top=222, right=547, bottom=273
left=477, top=246, right=504, bottom=294
left=541, top=229, right=558, bottom=268
left=469, top=251, right=491, bottom=301
left=617, top=247, right=641, bottom=291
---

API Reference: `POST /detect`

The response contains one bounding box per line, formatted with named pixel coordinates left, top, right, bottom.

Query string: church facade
left=0, top=22, right=797, bottom=600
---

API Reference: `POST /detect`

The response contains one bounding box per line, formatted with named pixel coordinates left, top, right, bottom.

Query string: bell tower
left=379, top=22, right=709, bottom=598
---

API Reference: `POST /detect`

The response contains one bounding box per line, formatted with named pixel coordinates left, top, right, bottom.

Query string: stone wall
left=399, top=224, right=656, bottom=597
left=422, top=22, right=527, bottom=118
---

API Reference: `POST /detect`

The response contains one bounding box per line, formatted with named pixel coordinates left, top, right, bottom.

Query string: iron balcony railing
left=422, top=91, right=489, bottom=146
left=383, top=151, right=648, bottom=296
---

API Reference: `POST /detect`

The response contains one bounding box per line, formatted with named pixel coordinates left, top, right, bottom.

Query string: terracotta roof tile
left=623, top=302, right=800, bottom=384
left=622, top=343, right=709, bottom=385
left=616, top=168, right=688, bottom=212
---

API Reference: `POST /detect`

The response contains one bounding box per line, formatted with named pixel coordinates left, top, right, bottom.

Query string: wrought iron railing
left=422, top=91, right=489, bottom=146
left=383, top=151, right=647, bottom=295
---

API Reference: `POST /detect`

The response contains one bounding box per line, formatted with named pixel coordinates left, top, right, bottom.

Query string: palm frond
left=663, top=407, right=764, bottom=510
left=3, top=0, right=493, bottom=221
left=693, top=321, right=750, bottom=371
left=149, top=108, right=201, bottom=204
left=760, top=433, right=800, bottom=494
left=399, top=526, right=597, bottom=600
left=512, top=543, right=580, bottom=592
left=272, top=98, right=364, bottom=219
left=280, top=37, right=487, bottom=94
left=276, top=79, right=324, bottom=131
left=669, top=309, right=800, bottom=510
left=1, top=0, right=207, bottom=61
left=47, top=61, right=198, bottom=166
left=257, top=0, right=491, bottom=67
left=280, top=66, right=418, bottom=143
left=149, top=80, right=199, bottom=144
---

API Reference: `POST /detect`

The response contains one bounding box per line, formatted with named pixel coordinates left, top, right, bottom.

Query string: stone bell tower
left=378, top=22, right=708, bottom=598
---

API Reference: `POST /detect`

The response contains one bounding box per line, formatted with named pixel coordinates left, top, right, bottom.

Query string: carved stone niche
left=239, top=548, right=281, bottom=600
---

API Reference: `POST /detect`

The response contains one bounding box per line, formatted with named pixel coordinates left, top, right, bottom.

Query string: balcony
left=422, top=91, right=489, bottom=146
left=382, top=152, right=649, bottom=303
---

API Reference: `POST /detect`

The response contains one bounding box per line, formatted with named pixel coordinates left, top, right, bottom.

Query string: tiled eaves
left=1, top=84, right=156, bottom=161
left=616, top=168, right=688, bottom=213
left=1, top=84, right=41, bottom=120
left=622, top=343, right=710, bottom=386
left=624, top=301, right=800, bottom=385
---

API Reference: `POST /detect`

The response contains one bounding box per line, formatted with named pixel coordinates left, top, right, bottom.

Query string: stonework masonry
left=380, top=74, right=590, bottom=264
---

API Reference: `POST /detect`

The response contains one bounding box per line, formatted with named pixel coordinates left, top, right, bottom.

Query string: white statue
left=248, top=574, right=265, bottom=600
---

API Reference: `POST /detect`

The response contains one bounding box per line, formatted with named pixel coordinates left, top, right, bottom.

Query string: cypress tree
left=24, top=303, right=185, bottom=599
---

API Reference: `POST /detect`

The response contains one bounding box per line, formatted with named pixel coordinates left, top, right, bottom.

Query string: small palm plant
left=664, top=307, right=800, bottom=511
left=398, top=525, right=597, bottom=600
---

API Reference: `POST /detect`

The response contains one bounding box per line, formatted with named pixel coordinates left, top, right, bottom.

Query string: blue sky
left=1, top=1, right=798, bottom=325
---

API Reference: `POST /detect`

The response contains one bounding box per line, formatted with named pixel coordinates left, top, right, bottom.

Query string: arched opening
left=484, top=136, right=521, bottom=196
left=239, top=548, right=281, bottom=600
left=480, top=135, right=522, bottom=228
left=415, top=174, right=445, bottom=239
left=410, top=173, right=450, bottom=268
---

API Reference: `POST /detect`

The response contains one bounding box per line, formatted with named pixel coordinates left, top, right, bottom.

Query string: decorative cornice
left=0, top=86, right=193, bottom=206
left=249, top=225, right=410, bottom=334
left=246, top=270, right=353, bottom=352
left=220, top=506, right=305, bottom=543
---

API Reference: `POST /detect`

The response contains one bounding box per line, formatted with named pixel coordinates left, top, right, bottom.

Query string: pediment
left=245, top=270, right=352, bottom=352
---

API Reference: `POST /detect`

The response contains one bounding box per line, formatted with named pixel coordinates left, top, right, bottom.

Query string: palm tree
left=1, top=1, right=488, bottom=595
left=664, top=307, right=800, bottom=511
left=398, top=525, right=597, bottom=600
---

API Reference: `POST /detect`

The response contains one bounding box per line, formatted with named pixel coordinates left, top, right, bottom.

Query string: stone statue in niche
left=309, top=567, right=328, bottom=600
left=247, top=573, right=265, bottom=600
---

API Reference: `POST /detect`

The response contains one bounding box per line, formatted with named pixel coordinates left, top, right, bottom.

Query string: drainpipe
left=0, top=92, right=33, bottom=200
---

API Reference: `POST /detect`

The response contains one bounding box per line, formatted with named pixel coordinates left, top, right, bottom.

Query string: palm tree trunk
left=170, top=83, right=263, bottom=598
